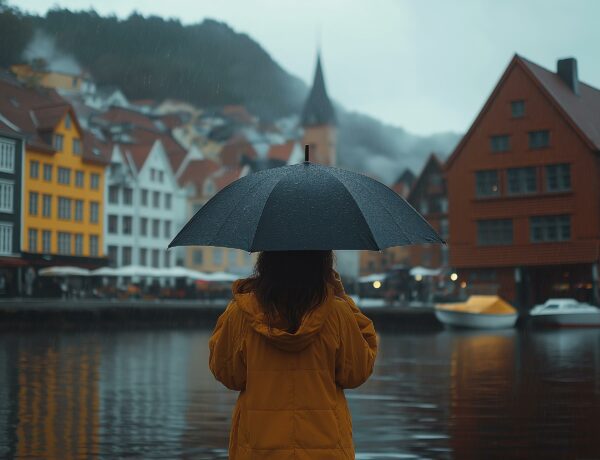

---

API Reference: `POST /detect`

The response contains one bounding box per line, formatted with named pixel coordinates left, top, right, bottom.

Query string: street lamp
left=450, top=272, right=458, bottom=281
left=373, top=280, right=382, bottom=289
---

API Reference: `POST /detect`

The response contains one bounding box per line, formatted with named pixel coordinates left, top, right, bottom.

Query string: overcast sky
left=18, top=0, right=600, bottom=135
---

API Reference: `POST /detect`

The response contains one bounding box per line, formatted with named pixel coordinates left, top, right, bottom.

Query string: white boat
left=529, top=298, right=600, bottom=327
left=435, top=295, right=518, bottom=329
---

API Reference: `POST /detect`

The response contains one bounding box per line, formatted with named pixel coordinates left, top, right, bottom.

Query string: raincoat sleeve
left=209, top=300, right=247, bottom=391
left=332, top=273, right=378, bottom=389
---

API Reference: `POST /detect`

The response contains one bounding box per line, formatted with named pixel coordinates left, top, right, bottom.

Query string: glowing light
left=460, top=281, right=467, bottom=288
left=450, top=273, right=458, bottom=281
left=415, top=274, right=423, bottom=282
left=373, top=281, right=382, bottom=289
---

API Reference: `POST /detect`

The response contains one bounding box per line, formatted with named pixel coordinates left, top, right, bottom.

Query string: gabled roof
left=394, top=168, right=416, bottom=186
left=407, top=153, right=443, bottom=203
left=446, top=54, right=600, bottom=171
left=96, top=106, right=157, bottom=131
left=301, top=53, right=336, bottom=127
left=129, top=126, right=187, bottom=172
left=267, top=141, right=296, bottom=162
left=123, top=143, right=154, bottom=172
left=178, top=158, right=220, bottom=190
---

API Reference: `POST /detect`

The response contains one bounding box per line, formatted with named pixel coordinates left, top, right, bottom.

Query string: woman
left=209, top=250, right=378, bottom=459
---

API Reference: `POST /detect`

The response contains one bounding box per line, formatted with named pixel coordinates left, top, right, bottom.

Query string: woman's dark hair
left=237, top=250, right=335, bottom=334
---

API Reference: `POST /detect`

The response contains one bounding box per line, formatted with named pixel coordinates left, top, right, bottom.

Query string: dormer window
left=64, top=113, right=71, bottom=129
left=53, top=134, right=64, bottom=151
left=511, top=100, right=525, bottom=118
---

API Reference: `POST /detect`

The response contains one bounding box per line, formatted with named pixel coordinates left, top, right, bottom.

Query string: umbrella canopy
left=169, top=160, right=444, bottom=251
left=39, top=266, right=91, bottom=277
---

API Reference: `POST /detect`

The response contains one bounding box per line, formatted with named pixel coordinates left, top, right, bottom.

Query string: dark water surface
left=1, top=327, right=599, bottom=459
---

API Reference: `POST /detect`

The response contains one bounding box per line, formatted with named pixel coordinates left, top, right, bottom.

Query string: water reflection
left=0, top=328, right=599, bottom=458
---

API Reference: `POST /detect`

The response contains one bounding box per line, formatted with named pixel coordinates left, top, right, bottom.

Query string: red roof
left=212, top=167, right=244, bottom=192
left=82, top=131, right=111, bottom=165
left=123, top=143, right=153, bottom=171
left=178, top=158, right=221, bottom=190
left=130, top=127, right=187, bottom=171
left=267, top=141, right=296, bottom=162
left=220, top=136, right=257, bottom=167
left=446, top=54, right=600, bottom=170
left=97, top=106, right=157, bottom=131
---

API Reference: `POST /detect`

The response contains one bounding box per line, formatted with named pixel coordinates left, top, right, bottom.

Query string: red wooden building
left=445, top=55, right=600, bottom=308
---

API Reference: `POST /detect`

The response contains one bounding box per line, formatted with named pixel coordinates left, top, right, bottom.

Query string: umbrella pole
left=304, top=144, right=309, bottom=162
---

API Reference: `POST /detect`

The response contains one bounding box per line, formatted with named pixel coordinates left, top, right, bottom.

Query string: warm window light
left=460, top=281, right=467, bottom=288
left=450, top=273, right=458, bottom=281
left=373, top=280, right=382, bottom=289
left=415, top=274, right=423, bottom=282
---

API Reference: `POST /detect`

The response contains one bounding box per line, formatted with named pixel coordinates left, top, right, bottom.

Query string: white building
left=104, top=140, right=187, bottom=283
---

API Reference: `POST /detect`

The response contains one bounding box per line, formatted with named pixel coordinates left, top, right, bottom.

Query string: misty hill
left=0, top=5, right=461, bottom=182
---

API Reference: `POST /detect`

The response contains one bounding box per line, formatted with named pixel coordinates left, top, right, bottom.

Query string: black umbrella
left=169, top=147, right=445, bottom=251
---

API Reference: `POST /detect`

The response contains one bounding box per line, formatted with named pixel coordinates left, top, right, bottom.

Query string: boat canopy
left=436, top=295, right=516, bottom=315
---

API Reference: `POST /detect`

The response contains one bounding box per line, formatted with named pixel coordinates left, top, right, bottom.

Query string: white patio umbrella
left=409, top=266, right=442, bottom=277
left=115, top=265, right=162, bottom=277
left=39, top=266, right=91, bottom=277
left=90, top=267, right=119, bottom=276
left=358, top=273, right=387, bottom=283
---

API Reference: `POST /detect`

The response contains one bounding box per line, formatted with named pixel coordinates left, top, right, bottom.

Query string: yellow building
left=24, top=109, right=107, bottom=259
left=11, top=63, right=95, bottom=94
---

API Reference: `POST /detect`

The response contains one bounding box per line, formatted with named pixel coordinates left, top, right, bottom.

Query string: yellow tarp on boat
left=436, top=295, right=516, bottom=315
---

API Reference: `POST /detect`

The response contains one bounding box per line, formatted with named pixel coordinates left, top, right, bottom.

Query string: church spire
left=301, top=53, right=336, bottom=127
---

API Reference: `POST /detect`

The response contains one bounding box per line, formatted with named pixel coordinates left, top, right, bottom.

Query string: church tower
left=301, top=53, right=337, bottom=166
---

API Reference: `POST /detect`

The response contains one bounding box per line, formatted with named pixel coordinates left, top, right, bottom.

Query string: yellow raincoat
left=209, top=271, right=378, bottom=459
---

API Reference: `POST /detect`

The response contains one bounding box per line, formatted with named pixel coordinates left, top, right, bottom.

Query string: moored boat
left=435, top=295, right=518, bottom=329
left=529, top=298, right=600, bottom=327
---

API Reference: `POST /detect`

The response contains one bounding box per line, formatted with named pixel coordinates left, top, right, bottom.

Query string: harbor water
left=0, top=327, right=599, bottom=459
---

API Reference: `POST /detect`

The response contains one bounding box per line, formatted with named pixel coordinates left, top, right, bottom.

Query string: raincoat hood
left=231, top=276, right=340, bottom=353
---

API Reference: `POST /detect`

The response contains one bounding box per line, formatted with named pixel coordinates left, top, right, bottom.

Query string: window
left=164, top=220, right=171, bottom=238
left=0, top=223, right=12, bottom=255
left=43, top=164, right=52, bottom=181
left=140, top=248, right=147, bottom=266
left=153, top=191, right=160, bottom=207
left=30, top=160, right=39, bottom=179
left=152, top=249, right=160, bottom=268
left=228, top=249, right=237, bottom=267
left=64, top=113, right=71, bottom=129
left=74, top=234, right=83, bottom=255
left=530, top=215, right=570, bottom=242
left=109, top=186, right=119, bottom=204
left=74, top=200, right=84, bottom=221
left=152, top=219, right=160, bottom=237
left=213, top=248, right=223, bottom=265
left=0, top=140, right=15, bottom=173
left=75, top=170, right=84, bottom=187
left=477, top=219, right=513, bottom=245
left=58, top=167, right=71, bottom=185
left=419, top=199, right=428, bottom=214
left=490, top=135, right=510, bottom=152
left=57, top=232, right=71, bottom=255
left=529, top=130, right=550, bottom=149
left=122, top=216, right=132, bottom=235
left=141, top=189, right=148, bottom=206
left=108, top=215, right=118, bottom=234
left=439, top=218, right=449, bottom=239
left=90, top=173, right=100, bottom=190
left=42, top=194, right=52, bottom=217
left=123, top=188, right=133, bottom=205
left=72, top=138, right=81, bottom=155
left=108, top=245, right=118, bottom=267
left=122, top=246, right=132, bottom=265
left=29, top=192, right=38, bottom=216
left=28, top=229, right=37, bottom=252
left=507, top=167, right=536, bottom=194
left=158, top=170, right=164, bottom=183
left=193, top=249, right=203, bottom=265
left=475, top=170, right=500, bottom=197
left=165, top=193, right=172, bottom=209
left=150, top=168, right=156, bottom=181
left=546, top=164, right=571, bottom=192
left=511, top=100, right=525, bottom=118
left=53, top=134, right=64, bottom=151
left=0, top=180, right=14, bottom=213
left=141, top=218, right=148, bottom=236
left=42, top=230, right=51, bottom=253
left=438, top=197, right=448, bottom=213
left=89, top=235, right=99, bottom=256
left=90, top=202, right=99, bottom=223
left=58, top=197, right=71, bottom=220
left=164, top=251, right=171, bottom=268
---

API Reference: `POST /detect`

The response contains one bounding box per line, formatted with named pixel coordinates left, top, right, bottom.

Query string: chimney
left=557, top=58, right=579, bottom=95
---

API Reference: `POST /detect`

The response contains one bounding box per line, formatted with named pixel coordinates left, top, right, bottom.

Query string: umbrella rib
left=248, top=168, right=297, bottom=252
left=326, top=171, right=380, bottom=250
left=208, top=176, right=274, bottom=247
left=332, top=169, right=416, bottom=246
